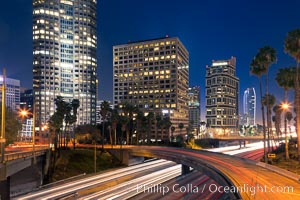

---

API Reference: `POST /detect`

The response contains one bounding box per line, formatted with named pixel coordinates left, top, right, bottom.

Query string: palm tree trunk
left=114, top=128, right=116, bottom=145
left=259, top=76, right=267, bottom=163
left=283, top=89, right=289, bottom=159
left=295, top=62, right=300, bottom=161
left=126, top=129, right=129, bottom=145
left=266, top=70, right=271, bottom=153
left=155, top=121, right=158, bottom=144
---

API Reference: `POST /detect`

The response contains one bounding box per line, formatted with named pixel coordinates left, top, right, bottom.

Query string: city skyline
left=1, top=0, right=300, bottom=123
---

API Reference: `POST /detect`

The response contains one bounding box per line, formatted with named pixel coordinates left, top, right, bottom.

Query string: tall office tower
left=113, top=37, right=189, bottom=139
left=206, top=56, right=239, bottom=136
left=0, top=75, right=20, bottom=111
left=243, top=87, right=256, bottom=126
left=32, top=0, right=98, bottom=133
left=188, top=86, right=200, bottom=134
left=20, top=88, right=34, bottom=111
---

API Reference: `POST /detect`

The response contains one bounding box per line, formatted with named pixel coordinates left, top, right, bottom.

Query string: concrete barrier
left=256, top=162, right=300, bottom=182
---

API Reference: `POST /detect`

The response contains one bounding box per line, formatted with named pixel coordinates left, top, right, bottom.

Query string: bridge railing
left=0, top=148, right=49, bottom=162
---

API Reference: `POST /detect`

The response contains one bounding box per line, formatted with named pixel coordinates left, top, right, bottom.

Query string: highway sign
left=267, top=153, right=276, bottom=158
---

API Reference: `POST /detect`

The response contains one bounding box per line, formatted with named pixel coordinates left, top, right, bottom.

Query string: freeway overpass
left=0, top=148, right=50, bottom=199
left=110, top=146, right=300, bottom=199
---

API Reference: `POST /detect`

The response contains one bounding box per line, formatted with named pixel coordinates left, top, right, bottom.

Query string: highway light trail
left=15, top=159, right=175, bottom=200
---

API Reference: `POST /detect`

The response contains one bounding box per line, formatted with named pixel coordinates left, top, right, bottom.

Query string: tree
left=272, top=105, right=282, bottom=137
left=170, top=126, right=176, bottom=142
left=155, top=113, right=162, bottom=143
left=276, top=67, right=294, bottom=100
left=284, top=29, right=300, bottom=160
left=110, top=109, right=119, bottom=145
left=286, top=111, right=293, bottom=135
left=164, top=117, right=172, bottom=142
left=0, top=107, right=21, bottom=145
left=146, top=112, right=155, bottom=144
left=257, top=46, right=277, bottom=152
left=178, top=123, right=184, bottom=137
left=135, top=111, right=145, bottom=144
left=100, top=101, right=111, bottom=149
left=48, top=96, right=65, bottom=151
left=71, top=99, right=80, bottom=149
left=262, top=94, right=276, bottom=152
left=250, top=46, right=276, bottom=162
left=119, top=115, right=129, bottom=145
left=121, top=102, right=138, bottom=144
left=75, top=124, right=99, bottom=143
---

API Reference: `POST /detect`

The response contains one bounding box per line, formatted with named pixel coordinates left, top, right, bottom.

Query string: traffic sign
left=267, top=153, right=276, bottom=158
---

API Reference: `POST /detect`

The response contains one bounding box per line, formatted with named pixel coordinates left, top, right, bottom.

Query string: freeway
left=15, top=159, right=177, bottom=200
left=128, top=146, right=300, bottom=199
left=13, top=144, right=300, bottom=199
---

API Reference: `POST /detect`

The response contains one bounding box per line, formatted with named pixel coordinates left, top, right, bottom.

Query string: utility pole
left=0, top=68, right=6, bottom=163
left=32, top=102, right=36, bottom=164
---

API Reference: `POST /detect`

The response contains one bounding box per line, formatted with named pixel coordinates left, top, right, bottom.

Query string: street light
left=281, top=102, right=290, bottom=160
left=19, top=108, right=36, bottom=163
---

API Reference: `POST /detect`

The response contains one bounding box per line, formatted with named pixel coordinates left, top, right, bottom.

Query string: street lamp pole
left=0, top=68, right=6, bottom=163
left=32, top=103, right=36, bottom=164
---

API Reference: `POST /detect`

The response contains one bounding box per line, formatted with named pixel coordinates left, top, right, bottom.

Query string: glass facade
left=243, top=87, right=256, bottom=126
left=32, top=0, right=98, bottom=129
left=188, top=86, right=200, bottom=132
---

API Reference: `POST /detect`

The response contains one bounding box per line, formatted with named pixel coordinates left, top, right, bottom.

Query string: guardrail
left=0, top=148, right=49, bottom=162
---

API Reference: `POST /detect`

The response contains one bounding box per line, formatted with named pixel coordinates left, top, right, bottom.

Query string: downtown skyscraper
left=188, top=86, right=200, bottom=134
left=113, top=37, right=189, bottom=139
left=243, top=87, right=256, bottom=126
left=32, top=0, right=98, bottom=133
left=206, top=57, right=239, bottom=136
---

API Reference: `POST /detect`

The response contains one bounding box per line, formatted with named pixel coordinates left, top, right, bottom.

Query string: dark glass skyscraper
left=32, top=0, right=98, bottom=130
left=188, top=86, right=200, bottom=133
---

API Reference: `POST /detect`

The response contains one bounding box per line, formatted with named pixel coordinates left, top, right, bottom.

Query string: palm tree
left=262, top=94, right=276, bottom=152
left=250, top=58, right=267, bottom=161
left=110, top=109, right=119, bottom=145
left=146, top=112, right=155, bottom=144
left=258, top=46, right=277, bottom=152
left=272, top=105, right=282, bottom=138
left=163, top=117, right=172, bottom=142
left=286, top=111, right=293, bottom=135
left=178, top=123, right=184, bottom=137
left=170, top=126, right=175, bottom=142
left=155, top=113, right=162, bottom=143
left=276, top=67, right=294, bottom=101
left=135, top=111, right=145, bottom=144
left=284, top=29, right=300, bottom=160
left=119, top=115, right=129, bottom=146
left=121, top=102, right=138, bottom=144
left=71, top=99, right=80, bottom=149
left=250, top=46, right=276, bottom=161
left=100, top=101, right=111, bottom=149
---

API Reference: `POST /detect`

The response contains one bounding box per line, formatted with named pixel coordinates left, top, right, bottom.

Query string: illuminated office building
left=32, top=0, right=98, bottom=134
left=113, top=37, right=189, bottom=139
left=205, top=56, right=239, bottom=135
left=243, top=87, right=256, bottom=126
left=0, top=75, right=20, bottom=111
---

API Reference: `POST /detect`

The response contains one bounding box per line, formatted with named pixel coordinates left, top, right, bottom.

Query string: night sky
left=0, top=0, right=300, bottom=122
